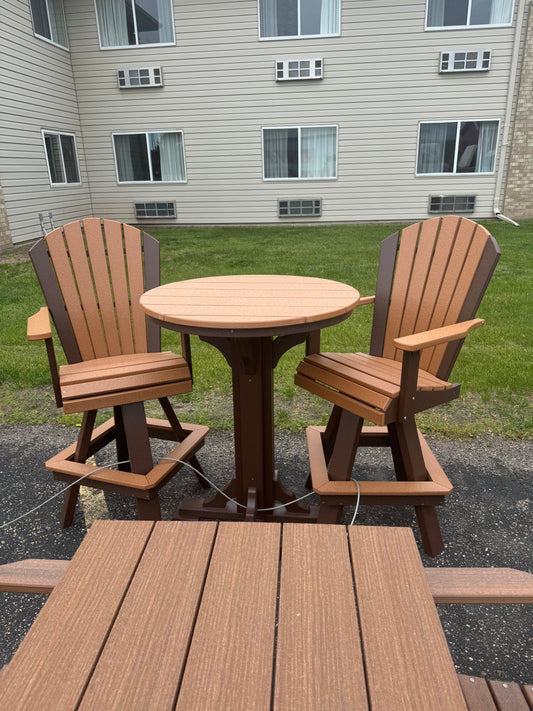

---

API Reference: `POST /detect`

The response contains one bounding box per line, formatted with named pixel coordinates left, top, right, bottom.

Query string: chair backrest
left=30, top=218, right=161, bottom=364
left=369, top=216, right=500, bottom=381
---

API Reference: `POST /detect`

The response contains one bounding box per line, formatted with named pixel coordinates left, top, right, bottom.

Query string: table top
left=0, top=521, right=467, bottom=711
left=140, top=274, right=360, bottom=336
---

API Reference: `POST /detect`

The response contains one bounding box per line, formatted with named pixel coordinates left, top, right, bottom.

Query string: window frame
left=29, top=0, right=69, bottom=50
left=42, top=130, right=81, bottom=186
left=425, top=0, right=514, bottom=30
left=258, top=0, right=341, bottom=41
left=262, top=125, right=338, bottom=181
left=94, top=0, right=176, bottom=50
left=415, top=119, right=500, bottom=176
left=112, top=130, right=187, bottom=184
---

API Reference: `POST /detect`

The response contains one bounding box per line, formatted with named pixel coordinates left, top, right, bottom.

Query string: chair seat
left=296, top=352, right=453, bottom=426
left=59, top=351, right=193, bottom=413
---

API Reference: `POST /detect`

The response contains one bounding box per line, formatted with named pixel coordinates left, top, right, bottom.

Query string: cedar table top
left=140, top=274, right=360, bottom=334
left=0, top=522, right=467, bottom=711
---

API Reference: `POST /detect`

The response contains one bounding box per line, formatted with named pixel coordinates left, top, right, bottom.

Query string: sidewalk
left=0, top=424, right=531, bottom=682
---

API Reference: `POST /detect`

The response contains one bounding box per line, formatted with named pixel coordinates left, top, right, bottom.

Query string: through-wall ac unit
left=134, top=202, right=176, bottom=219
left=118, top=67, right=163, bottom=88
left=440, top=50, right=491, bottom=73
left=428, top=195, right=476, bottom=214
left=278, top=199, right=322, bottom=217
left=276, top=59, right=323, bottom=81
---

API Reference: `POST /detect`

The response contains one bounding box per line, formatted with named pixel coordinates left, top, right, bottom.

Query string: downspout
left=493, top=0, right=528, bottom=226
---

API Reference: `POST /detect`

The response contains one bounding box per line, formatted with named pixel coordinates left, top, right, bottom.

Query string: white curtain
left=264, top=129, right=291, bottom=178
left=156, top=0, right=174, bottom=43
left=320, top=0, right=339, bottom=34
left=259, top=0, right=278, bottom=38
left=301, top=126, right=336, bottom=178
left=427, top=0, right=445, bottom=26
left=48, top=0, right=68, bottom=47
left=476, top=121, right=498, bottom=172
left=417, top=123, right=448, bottom=173
left=490, top=0, right=512, bottom=24
left=157, top=133, right=185, bottom=181
left=96, top=0, right=129, bottom=47
left=114, top=135, right=135, bottom=181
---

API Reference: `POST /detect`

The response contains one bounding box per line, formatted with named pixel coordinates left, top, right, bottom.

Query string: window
left=95, top=0, right=174, bottom=48
left=113, top=132, right=186, bottom=183
left=135, top=201, right=176, bottom=218
left=117, top=67, right=163, bottom=88
left=276, top=59, right=323, bottom=80
left=428, top=195, right=476, bottom=213
left=29, top=0, right=68, bottom=48
left=263, top=126, right=337, bottom=179
left=417, top=121, right=499, bottom=175
left=426, top=0, right=513, bottom=28
left=278, top=199, right=322, bottom=216
left=440, top=50, right=491, bottom=72
left=42, top=131, right=80, bottom=185
left=259, top=0, right=340, bottom=39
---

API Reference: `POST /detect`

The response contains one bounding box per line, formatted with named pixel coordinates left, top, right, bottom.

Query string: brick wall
left=0, top=183, right=13, bottom=252
left=504, top=5, right=533, bottom=219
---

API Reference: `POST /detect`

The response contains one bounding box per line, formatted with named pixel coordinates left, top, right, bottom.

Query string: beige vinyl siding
left=0, top=0, right=92, bottom=245
left=63, top=0, right=520, bottom=225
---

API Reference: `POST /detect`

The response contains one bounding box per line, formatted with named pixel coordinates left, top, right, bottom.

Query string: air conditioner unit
left=440, top=50, right=491, bottom=73
left=118, top=67, right=163, bottom=88
left=276, top=59, right=323, bottom=81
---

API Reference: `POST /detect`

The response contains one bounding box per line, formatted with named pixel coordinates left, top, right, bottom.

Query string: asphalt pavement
left=0, top=424, right=531, bottom=683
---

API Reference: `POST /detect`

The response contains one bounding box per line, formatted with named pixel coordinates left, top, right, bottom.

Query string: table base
left=175, top=472, right=319, bottom=522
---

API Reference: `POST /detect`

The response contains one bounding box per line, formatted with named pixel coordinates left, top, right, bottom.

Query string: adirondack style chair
left=295, top=216, right=500, bottom=556
left=27, top=218, right=209, bottom=526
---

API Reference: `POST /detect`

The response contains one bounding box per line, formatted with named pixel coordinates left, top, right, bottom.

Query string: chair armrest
left=27, top=307, right=52, bottom=341
left=393, top=319, right=484, bottom=352
left=357, top=295, right=375, bottom=306
left=27, top=307, right=63, bottom=408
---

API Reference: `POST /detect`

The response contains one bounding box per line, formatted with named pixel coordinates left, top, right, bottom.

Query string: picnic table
left=0, top=521, right=468, bottom=710
left=140, top=275, right=359, bottom=521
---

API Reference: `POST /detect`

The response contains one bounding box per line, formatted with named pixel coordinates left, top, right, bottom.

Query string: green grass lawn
left=1, top=220, right=531, bottom=438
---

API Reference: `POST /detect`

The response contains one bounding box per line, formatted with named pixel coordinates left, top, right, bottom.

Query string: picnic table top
left=0, top=521, right=467, bottom=710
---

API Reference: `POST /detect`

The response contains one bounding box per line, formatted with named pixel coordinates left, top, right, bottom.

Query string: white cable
left=349, top=479, right=361, bottom=526
left=0, top=460, right=131, bottom=530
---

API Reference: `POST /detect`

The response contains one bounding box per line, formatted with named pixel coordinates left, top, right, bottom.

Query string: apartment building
left=0, top=0, right=530, bottom=248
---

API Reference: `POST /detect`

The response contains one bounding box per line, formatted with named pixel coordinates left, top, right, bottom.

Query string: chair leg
left=136, top=496, right=162, bottom=521
left=61, top=410, right=97, bottom=528
left=394, top=417, right=445, bottom=557
left=159, top=397, right=210, bottom=489
left=61, top=485, right=80, bottom=528
left=416, top=505, right=444, bottom=557
left=317, top=500, right=344, bottom=524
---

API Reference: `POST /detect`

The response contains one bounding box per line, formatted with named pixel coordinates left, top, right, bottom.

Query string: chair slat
left=398, top=217, right=440, bottom=341
left=104, top=220, right=135, bottom=354
left=45, top=227, right=95, bottom=360
left=62, top=221, right=108, bottom=360
left=428, top=222, right=488, bottom=374
left=415, top=217, right=459, bottom=370
left=83, top=218, right=122, bottom=356
left=123, top=223, right=148, bottom=353
left=382, top=222, right=420, bottom=360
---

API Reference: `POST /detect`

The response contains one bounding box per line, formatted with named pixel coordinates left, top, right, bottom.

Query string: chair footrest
left=307, top=425, right=452, bottom=499
left=46, top=417, right=209, bottom=494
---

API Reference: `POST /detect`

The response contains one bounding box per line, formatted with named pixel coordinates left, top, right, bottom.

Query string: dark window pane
left=443, top=0, right=468, bottom=25
left=115, top=134, right=150, bottom=181
left=301, top=0, right=323, bottom=35
left=60, top=135, right=79, bottom=183
left=276, top=0, right=298, bottom=36
left=457, top=122, right=479, bottom=172
left=44, top=134, right=64, bottom=183
left=470, top=0, right=492, bottom=25
left=30, top=0, right=51, bottom=39
left=149, top=134, right=162, bottom=181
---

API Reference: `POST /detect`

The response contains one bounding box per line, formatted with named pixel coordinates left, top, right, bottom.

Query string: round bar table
left=140, top=275, right=359, bottom=521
